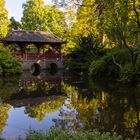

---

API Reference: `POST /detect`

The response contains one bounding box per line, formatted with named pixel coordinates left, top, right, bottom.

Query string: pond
left=0, top=70, right=140, bottom=140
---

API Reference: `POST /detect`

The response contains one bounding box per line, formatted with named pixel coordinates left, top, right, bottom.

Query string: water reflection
left=0, top=103, right=11, bottom=133
left=0, top=71, right=140, bottom=139
left=25, top=95, right=65, bottom=121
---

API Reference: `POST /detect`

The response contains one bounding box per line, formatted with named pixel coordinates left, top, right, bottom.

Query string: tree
left=21, top=0, right=78, bottom=53
left=72, top=0, right=100, bottom=37
left=9, top=17, right=22, bottom=30
left=0, top=0, right=10, bottom=37
left=95, top=0, right=140, bottom=67
left=21, top=0, right=67, bottom=38
left=0, top=44, right=22, bottom=76
left=21, top=0, right=49, bottom=31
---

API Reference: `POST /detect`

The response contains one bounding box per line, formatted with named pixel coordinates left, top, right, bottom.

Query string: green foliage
left=0, top=0, right=10, bottom=37
left=89, top=58, right=106, bottom=77
left=71, top=0, right=99, bottom=37
left=22, top=0, right=48, bottom=31
left=0, top=77, right=20, bottom=100
left=22, top=0, right=67, bottom=37
left=21, top=0, right=74, bottom=53
left=89, top=47, right=131, bottom=79
left=0, top=66, right=3, bottom=75
left=119, top=64, right=134, bottom=82
left=106, top=47, right=131, bottom=65
left=26, top=129, right=122, bottom=140
left=0, top=44, right=22, bottom=76
left=62, top=0, right=140, bottom=82
left=89, top=46, right=140, bottom=82
left=66, top=34, right=104, bottom=71
left=25, top=96, right=65, bottom=121
left=0, top=103, right=11, bottom=132
left=9, top=17, right=21, bottom=30
left=119, top=57, right=140, bottom=82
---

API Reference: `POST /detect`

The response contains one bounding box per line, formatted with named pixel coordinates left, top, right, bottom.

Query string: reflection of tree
left=71, top=94, right=107, bottom=130
left=0, top=78, right=18, bottom=133
left=61, top=81, right=78, bottom=110
left=0, top=78, right=20, bottom=100
left=58, top=82, right=108, bottom=131
left=81, top=79, right=140, bottom=139
left=123, top=109, right=140, bottom=138
left=20, top=81, right=54, bottom=93
left=25, top=96, right=65, bottom=121
left=54, top=80, right=140, bottom=139
left=53, top=82, right=82, bottom=130
left=53, top=108, right=80, bottom=131
left=19, top=80, right=62, bottom=97
left=0, top=103, right=11, bottom=132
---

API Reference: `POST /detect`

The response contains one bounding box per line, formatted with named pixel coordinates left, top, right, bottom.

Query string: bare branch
left=112, top=55, right=122, bottom=69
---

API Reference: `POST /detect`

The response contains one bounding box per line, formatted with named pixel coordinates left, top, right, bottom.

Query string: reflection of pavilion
left=7, top=95, right=64, bottom=108
left=19, top=70, right=63, bottom=87
left=4, top=71, right=64, bottom=108
left=0, top=30, right=66, bottom=70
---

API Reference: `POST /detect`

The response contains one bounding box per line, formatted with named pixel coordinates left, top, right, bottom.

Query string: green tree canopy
left=9, top=17, right=22, bottom=30
left=21, top=0, right=67, bottom=38
left=72, top=0, right=100, bottom=37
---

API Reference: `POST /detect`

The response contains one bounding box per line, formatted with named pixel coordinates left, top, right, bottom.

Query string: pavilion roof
left=0, top=30, right=66, bottom=44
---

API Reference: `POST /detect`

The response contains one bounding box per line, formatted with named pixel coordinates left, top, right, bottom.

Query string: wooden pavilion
left=1, top=30, right=66, bottom=60
left=0, top=30, right=66, bottom=70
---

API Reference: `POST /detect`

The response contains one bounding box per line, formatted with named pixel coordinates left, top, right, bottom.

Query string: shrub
left=0, top=44, right=22, bottom=76
left=89, top=47, right=131, bottom=80
left=109, top=47, right=130, bottom=64
left=26, top=129, right=123, bottom=140
left=89, top=58, right=106, bottom=77
left=119, top=64, right=134, bottom=82
left=66, top=35, right=105, bottom=71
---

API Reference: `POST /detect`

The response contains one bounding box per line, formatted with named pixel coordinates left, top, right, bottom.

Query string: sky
left=5, top=0, right=51, bottom=21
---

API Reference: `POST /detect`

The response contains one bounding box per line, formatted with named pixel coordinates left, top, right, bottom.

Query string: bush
left=89, top=47, right=131, bottom=80
left=119, top=64, right=134, bottom=82
left=66, top=35, right=105, bottom=71
left=0, top=44, right=22, bottom=76
left=108, top=47, right=130, bottom=64
left=26, top=129, right=122, bottom=140
left=119, top=53, right=140, bottom=82
left=89, top=58, right=106, bottom=77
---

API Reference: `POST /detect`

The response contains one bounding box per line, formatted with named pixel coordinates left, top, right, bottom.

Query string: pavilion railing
left=13, top=53, right=68, bottom=61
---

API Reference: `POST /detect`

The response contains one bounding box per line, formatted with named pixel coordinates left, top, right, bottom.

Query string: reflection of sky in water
left=2, top=107, right=61, bottom=140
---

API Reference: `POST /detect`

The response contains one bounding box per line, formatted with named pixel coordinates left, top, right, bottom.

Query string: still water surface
left=0, top=70, right=140, bottom=140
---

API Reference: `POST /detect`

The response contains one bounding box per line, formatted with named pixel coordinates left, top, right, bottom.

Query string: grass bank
left=25, top=129, right=122, bottom=140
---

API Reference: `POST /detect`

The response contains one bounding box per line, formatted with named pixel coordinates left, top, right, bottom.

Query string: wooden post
left=19, top=44, right=25, bottom=60
left=59, top=45, right=62, bottom=61
left=37, top=47, right=40, bottom=55
left=43, top=45, right=45, bottom=59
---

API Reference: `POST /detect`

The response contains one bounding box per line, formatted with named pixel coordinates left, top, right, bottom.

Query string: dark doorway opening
left=49, top=63, right=58, bottom=75
left=31, top=63, right=40, bottom=76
